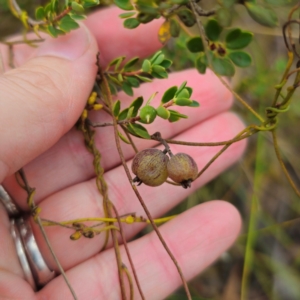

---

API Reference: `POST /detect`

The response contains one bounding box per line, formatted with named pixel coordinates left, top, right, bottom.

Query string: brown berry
left=132, top=148, right=169, bottom=187
left=167, top=153, right=198, bottom=188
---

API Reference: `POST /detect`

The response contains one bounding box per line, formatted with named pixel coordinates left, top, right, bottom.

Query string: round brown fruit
left=167, top=153, right=198, bottom=188
left=131, top=148, right=169, bottom=187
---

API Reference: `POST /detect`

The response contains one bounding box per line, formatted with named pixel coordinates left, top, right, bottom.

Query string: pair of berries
left=132, top=148, right=198, bottom=189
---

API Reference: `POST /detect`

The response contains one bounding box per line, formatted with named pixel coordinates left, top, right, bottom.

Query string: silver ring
left=1, top=185, right=55, bottom=289
left=10, top=219, right=36, bottom=289
left=15, top=217, right=56, bottom=288
left=0, top=185, right=20, bottom=217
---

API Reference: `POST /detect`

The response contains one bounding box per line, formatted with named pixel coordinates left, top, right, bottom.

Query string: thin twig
left=17, top=169, right=78, bottom=300
left=98, top=60, right=192, bottom=300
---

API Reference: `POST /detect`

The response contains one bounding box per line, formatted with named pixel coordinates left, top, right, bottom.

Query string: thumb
left=0, top=25, right=98, bottom=182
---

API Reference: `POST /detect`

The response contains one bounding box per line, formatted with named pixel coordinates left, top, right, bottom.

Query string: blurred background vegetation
left=1, top=0, right=300, bottom=299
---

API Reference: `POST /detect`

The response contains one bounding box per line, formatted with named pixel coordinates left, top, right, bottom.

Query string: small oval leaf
left=225, top=29, right=253, bottom=50
left=228, top=51, right=252, bottom=68
left=114, top=0, right=134, bottom=11
left=127, top=123, right=150, bottom=139
left=113, top=100, right=121, bottom=117
left=186, top=37, right=204, bottom=53
left=212, top=56, right=235, bottom=76
left=142, top=59, right=151, bottom=73
left=205, top=19, right=222, bottom=41
left=245, top=2, right=278, bottom=27
left=156, top=106, right=170, bottom=119
left=123, top=18, right=140, bottom=29
left=161, top=86, right=178, bottom=103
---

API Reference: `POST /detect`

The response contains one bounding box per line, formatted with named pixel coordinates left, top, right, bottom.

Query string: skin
left=0, top=6, right=246, bottom=300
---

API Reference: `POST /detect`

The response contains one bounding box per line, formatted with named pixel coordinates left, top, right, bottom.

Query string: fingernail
left=35, top=25, right=91, bottom=61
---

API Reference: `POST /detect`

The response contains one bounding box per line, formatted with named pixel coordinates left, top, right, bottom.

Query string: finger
left=0, top=7, right=163, bottom=70
left=4, top=69, right=233, bottom=202
left=0, top=25, right=98, bottom=182
left=28, top=112, right=246, bottom=271
left=37, top=200, right=241, bottom=300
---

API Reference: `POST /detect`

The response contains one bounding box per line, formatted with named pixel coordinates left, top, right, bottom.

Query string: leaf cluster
left=186, top=19, right=253, bottom=76
left=33, top=0, right=99, bottom=37
left=112, top=81, right=199, bottom=140
left=106, top=51, right=172, bottom=96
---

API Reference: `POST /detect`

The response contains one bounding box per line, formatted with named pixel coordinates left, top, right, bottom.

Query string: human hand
left=0, top=6, right=246, bottom=299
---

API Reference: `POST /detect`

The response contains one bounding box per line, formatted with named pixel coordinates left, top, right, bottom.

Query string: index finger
left=0, top=6, right=163, bottom=70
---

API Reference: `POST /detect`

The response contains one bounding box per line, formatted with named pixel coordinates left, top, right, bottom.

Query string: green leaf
left=186, top=87, right=193, bottom=97
left=118, top=108, right=129, bottom=121
left=113, top=100, right=121, bottom=117
left=264, top=0, right=292, bottom=4
left=118, top=73, right=123, bottom=83
left=225, top=29, right=253, bottom=49
left=119, top=12, right=136, bottom=18
left=245, top=2, right=278, bottom=27
left=216, top=7, right=232, bottom=27
left=142, top=59, right=151, bottom=72
left=175, top=81, right=187, bottom=96
left=151, top=53, right=165, bottom=65
left=127, top=123, right=150, bottom=139
left=212, top=56, right=235, bottom=76
left=177, top=8, right=196, bottom=27
left=135, top=75, right=152, bottom=82
left=161, top=86, right=178, bottom=103
left=156, top=106, right=170, bottom=119
left=107, top=74, right=121, bottom=86
left=124, top=18, right=140, bottom=29
left=175, top=98, right=193, bottom=106
left=118, top=131, right=131, bottom=144
left=115, top=57, right=126, bottom=71
left=44, top=3, right=51, bottom=15
left=137, top=12, right=156, bottom=24
left=59, top=15, right=79, bottom=32
left=108, top=56, right=125, bottom=67
left=168, top=110, right=188, bottom=122
left=195, top=54, right=207, bottom=74
left=139, top=106, right=157, bottom=123
left=109, top=82, right=117, bottom=95
left=176, top=88, right=190, bottom=99
left=35, top=7, right=45, bottom=20
left=205, top=19, right=222, bottom=41
left=69, top=13, right=86, bottom=20
left=114, top=0, right=134, bottom=10
left=127, top=106, right=135, bottom=119
left=159, top=59, right=172, bottom=69
left=170, top=19, right=180, bottom=37
left=47, top=25, right=64, bottom=37
left=188, top=100, right=200, bottom=107
left=168, top=114, right=180, bottom=122
left=150, top=51, right=162, bottom=63
left=221, top=0, right=236, bottom=8
left=47, top=25, right=58, bottom=37
left=122, top=82, right=133, bottom=96
left=186, top=37, right=204, bottom=53
left=126, top=76, right=140, bottom=88
left=82, top=0, right=99, bottom=8
left=123, top=57, right=139, bottom=70
left=129, top=96, right=144, bottom=116
left=151, top=65, right=168, bottom=78
left=51, top=0, right=58, bottom=12
left=228, top=51, right=252, bottom=67
left=71, top=2, right=84, bottom=13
